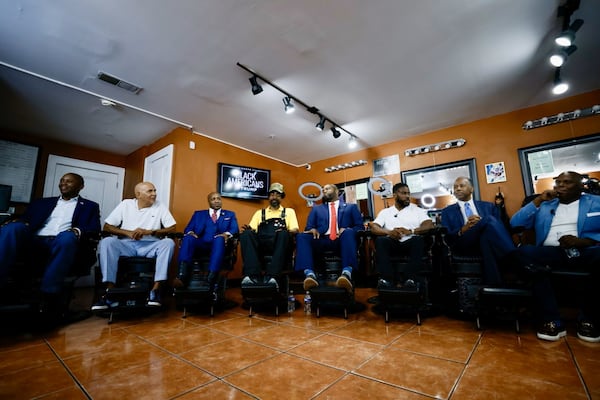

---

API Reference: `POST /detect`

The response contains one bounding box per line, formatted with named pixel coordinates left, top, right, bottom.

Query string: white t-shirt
left=544, top=200, right=579, bottom=246
left=373, top=203, right=430, bottom=242
left=105, top=199, right=176, bottom=239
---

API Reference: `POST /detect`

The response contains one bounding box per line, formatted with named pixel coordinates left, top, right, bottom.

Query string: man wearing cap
left=240, top=183, right=299, bottom=288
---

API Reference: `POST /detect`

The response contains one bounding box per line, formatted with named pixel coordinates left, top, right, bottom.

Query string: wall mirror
left=401, top=158, right=478, bottom=211
left=336, top=178, right=375, bottom=221
left=518, top=133, right=600, bottom=196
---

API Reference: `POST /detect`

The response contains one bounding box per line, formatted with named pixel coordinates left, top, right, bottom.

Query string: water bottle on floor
left=287, top=290, right=295, bottom=313
left=304, top=291, right=312, bottom=314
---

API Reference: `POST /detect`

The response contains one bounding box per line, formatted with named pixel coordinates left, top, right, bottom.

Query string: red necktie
left=329, top=202, right=337, bottom=240
left=212, top=210, right=217, bottom=223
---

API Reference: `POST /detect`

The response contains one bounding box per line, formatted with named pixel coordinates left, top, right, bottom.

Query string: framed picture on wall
left=217, top=163, right=271, bottom=200
left=0, top=139, right=40, bottom=203
left=485, top=161, right=507, bottom=184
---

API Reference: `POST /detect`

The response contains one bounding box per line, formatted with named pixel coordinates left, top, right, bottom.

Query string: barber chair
left=449, top=251, right=532, bottom=333
left=0, top=233, right=99, bottom=327
left=94, top=233, right=179, bottom=324
left=308, top=250, right=360, bottom=319
left=374, top=227, right=447, bottom=324
left=174, top=236, right=238, bottom=317
left=241, top=254, right=292, bottom=317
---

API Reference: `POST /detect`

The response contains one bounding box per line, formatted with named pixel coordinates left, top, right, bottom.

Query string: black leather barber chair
left=174, top=235, right=238, bottom=318
left=0, top=233, right=99, bottom=327
left=374, top=227, right=447, bottom=324
left=309, top=250, right=360, bottom=319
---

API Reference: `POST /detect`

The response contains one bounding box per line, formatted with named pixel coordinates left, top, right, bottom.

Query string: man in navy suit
left=173, top=192, right=239, bottom=289
left=511, top=171, right=600, bottom=342
left=295, top=184, right=363, bottom=292
left=441, top=176, right=515, bottom=285
left=0, top=173, right=100, bottom=306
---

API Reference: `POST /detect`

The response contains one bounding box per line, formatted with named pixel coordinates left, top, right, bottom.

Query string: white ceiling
left=1, top=0, right=599, bottom=166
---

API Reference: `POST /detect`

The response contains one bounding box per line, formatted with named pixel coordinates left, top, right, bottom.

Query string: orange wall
left=291, top=89, right=600, bottom=218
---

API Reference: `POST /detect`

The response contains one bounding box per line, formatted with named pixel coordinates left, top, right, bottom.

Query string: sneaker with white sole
left=537, top=320, right=566, bottom=341
left=91, top=295, right=119, bottom=311
left=147, top=289, right=162, bottom=307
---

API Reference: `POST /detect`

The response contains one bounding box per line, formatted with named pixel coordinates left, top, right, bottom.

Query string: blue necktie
left=464, top=202, right=473, bottom=217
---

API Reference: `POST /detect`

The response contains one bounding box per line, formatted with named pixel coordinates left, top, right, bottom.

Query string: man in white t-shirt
left=92, top=182, right=176, bottom=310
left=369, top=182, right=434, bottom=288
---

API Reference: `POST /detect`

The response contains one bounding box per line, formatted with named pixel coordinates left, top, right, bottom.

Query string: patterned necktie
left=464, top=202, right=473, bottom=218
left=329, top=202, right=337, bottom=240
left=212, top=210, right=218, bottom=223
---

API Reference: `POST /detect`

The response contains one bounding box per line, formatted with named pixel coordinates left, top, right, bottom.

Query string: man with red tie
left=173, top=192, right=239, bottom=289
left=295, top=184, right=363, bottom=292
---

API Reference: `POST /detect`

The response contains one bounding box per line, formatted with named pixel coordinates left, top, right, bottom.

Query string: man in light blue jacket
left=511, top=171, right=600, bottom=343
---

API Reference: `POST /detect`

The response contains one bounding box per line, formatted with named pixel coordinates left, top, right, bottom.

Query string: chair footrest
left=310, top=286, right=352, bottom=303
left=241, top=285, right=280, bottom=299
left=378, top=287, right=425, bottom=305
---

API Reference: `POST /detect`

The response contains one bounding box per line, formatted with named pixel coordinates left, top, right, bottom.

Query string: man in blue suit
left=173, top=192, right=239, bottom=289
left=0, top=173, right=100, bottom=309
left=441, top=176, right=515, bottom=285
left=511, top=171, right=600, bottom=342
left=295, top=184, right=363, bottom=292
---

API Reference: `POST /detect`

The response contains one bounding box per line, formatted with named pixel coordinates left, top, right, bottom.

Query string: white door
left=44, top=155, right=125, bottom=286
left=143, top=144, right=173, bottom=208
left=44, top=155, right=125, bottom=221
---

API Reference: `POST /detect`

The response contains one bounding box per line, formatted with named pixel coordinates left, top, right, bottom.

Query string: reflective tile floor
left=0, top=287, right=599, bottom=399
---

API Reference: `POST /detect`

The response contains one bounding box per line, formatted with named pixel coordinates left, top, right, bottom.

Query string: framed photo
left=373, top=154, right=400, bottom=177
left=0, top=139, right=40, bottom=203
left=217, top=163, right=270, bottom=200
left=485, top=161, right=507, bottom=184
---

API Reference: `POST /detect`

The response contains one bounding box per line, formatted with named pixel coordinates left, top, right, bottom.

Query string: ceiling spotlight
left=552, top=69, right=569, bottom=95
left=316, top=115, right=326, bottom=131
left=282, top=97, right=295, bottom=114
left=555, top=19, right=584, bottom=47
left=249, top=75, right=263, bottom=95
left=348, top=136, right=357, bottom=149
left=549, top=45, right=577, bottom=67
left=331, top=126, right=341, bottom=138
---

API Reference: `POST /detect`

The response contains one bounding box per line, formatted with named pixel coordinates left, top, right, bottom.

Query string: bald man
left=93, top=182, right=176, bottom=310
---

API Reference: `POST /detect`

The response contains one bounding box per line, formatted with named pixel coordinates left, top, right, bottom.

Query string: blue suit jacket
left=184, top=209, right=239, bottom=240
left=441, top=200, right=499, bottom=238
left=305, top=201, right=363, bottom=234
left=22, top=196, right=101, bottom=238
left=510, top=193, right=600, bottom=246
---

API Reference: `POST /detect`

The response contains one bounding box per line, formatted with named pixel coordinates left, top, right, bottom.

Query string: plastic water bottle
left=287, top=290, right=295, bottom=313
left=304, top=291, right=312, bottom=314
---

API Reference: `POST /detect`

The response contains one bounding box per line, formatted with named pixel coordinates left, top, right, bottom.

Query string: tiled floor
left=1, top=287, right=599, bottom=399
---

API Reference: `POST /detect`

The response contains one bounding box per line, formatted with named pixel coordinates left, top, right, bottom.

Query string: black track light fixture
left=282, top=97, right=295, bottom=114
left=331, top=126, right=341, bottom=138
left=316, top=115, right=326, bottom=131
left=249, top=75, right=263, bottom=95
left=549, top=45, right=577, bottom=67
left=237, top=62, right=359, bottom=148
left=555, top=18, right=584, bottom=47
left=552, top=68, right=569, bottom=95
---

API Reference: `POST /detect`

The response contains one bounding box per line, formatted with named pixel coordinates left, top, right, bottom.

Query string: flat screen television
left=217, top=163, right=271, bottom=200
left=0, top=184, right=12, bottom=213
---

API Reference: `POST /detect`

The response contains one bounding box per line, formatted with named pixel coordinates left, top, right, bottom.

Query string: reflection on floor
left=0, top=287, right=598, bottom=399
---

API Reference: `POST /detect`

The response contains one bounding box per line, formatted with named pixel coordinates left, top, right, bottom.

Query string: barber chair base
left=96, top=287, right=161, bottom=324
left=242, top=283, right=285, bottom=317
left=377, top=286, right=426, bottom=324
left=475, top=286, right=532, bottom=333
left=310, top=286, right=356, bottom=319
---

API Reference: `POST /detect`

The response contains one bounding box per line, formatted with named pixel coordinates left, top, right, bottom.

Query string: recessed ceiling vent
left=97, top=71, right=143, bottom=94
